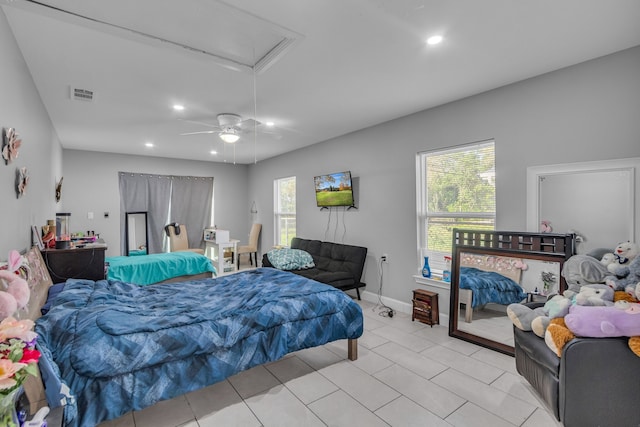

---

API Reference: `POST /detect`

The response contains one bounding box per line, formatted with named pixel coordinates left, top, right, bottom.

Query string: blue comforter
left=36, top=268, right=363, bottom=427
left=459, top=267, right=527, bottom=307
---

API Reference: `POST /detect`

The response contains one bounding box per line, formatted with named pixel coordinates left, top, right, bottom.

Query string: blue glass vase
left=421, top=256, right=431, bottom=278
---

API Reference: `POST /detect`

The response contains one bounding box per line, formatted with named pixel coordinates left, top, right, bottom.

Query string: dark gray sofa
left=514, top=302, right=640, bottom=427
left=262, top=237, right=367, bottom=299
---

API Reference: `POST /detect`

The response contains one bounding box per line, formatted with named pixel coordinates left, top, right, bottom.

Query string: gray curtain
left=119, top=173, right=172, bottom=254
left=119, top=172, right=213, bottom=255
left=170, top=176, right=214, bottom=251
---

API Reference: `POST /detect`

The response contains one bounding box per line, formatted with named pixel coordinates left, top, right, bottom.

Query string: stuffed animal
left=530, top=295, right=573, bottom=337
left=0, top=249, right=30, bottom=319
left=607, top=241, right=639, bottom=275
left=561, top=254, right=611, bottom=296
left=573, top=283, right=614, bottom=306
left=540, top=220, right=552, bottom=233
left=544, top=292, right=640, bottom=358
left=507, top=284, right=614, bottom=338
left=605, top=255, right=640, bottom=292
left=0, top=270, right=30, bottom=319
left=565, top=303, right=640, bottom=337
left=600, top=252, right=617, bottom=268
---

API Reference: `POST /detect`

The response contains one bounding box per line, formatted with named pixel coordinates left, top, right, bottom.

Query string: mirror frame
left=526, top=158, right=640, bottom=247
left=448, top=229, right=575, bottom=355
left=125, top=211, right=149, bottom=256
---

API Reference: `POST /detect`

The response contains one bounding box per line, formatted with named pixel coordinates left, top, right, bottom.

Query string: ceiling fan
left=180, top=113, right=275, bottom=143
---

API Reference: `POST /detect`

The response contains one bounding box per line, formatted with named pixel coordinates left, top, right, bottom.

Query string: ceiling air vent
left=71, top=87, right=94, bottom=102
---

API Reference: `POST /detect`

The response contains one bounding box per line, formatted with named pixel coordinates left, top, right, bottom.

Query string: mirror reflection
left=125, top=212, right=149, bottom=256
left=449, top=229, right=575, bottom=355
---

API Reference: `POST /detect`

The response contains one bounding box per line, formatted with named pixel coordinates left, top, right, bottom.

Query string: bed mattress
left=105, top=251, right=216, bottom=285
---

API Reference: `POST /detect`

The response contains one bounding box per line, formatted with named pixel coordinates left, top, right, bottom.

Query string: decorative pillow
left=19, top=247, right=54, bottom=321
left=267, top=249, right=315, bottom=271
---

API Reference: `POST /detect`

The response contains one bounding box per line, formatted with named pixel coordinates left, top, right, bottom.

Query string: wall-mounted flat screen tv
left=314, top=171, right=355, bottom=207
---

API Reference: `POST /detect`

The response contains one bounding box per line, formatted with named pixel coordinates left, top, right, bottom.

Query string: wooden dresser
left=40, top=246, right=107, bottom=282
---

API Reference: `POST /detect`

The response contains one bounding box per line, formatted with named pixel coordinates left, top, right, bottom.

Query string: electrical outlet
left=381, top=253, right=388, bottom=262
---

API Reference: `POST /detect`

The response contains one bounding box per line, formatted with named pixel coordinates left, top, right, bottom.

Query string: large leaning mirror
left=125, top=211, right=149, bottom=256
left=449, top=229, right=575, bottom=355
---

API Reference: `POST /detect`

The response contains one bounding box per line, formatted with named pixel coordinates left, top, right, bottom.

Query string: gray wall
left=248, top=46, right=640, bottom=303
left=62, top=150, right=250, bottom=257
left=2, top=0, right=639, bottom=311
left=0, top=8, right=62, bottom=255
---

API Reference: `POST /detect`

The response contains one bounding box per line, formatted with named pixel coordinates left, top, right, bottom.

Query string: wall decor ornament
left=2, top=128, right=22, bottom=165
left=15, top=167, right=28, bottom=198
left=55, top=176, right=63, bottom=203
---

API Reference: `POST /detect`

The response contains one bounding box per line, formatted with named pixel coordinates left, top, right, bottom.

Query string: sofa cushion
left=291, top=238, right=367, bottom=285
left=294, top=269, right=355, bottom=288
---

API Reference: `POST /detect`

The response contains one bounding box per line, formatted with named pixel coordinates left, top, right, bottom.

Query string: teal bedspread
left=105, top=252, right=216, bottom=285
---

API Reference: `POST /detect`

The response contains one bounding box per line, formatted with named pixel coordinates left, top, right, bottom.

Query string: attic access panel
left=3, top=0, right=301, bottom=73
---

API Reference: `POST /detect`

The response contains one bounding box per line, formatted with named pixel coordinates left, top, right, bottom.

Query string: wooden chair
left=165, top=224, right=204, bottom=254
left=237, top=223, right=262, bottom=268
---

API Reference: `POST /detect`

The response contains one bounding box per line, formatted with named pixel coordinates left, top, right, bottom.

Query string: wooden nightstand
left=412, top=289, right=439, bottom=327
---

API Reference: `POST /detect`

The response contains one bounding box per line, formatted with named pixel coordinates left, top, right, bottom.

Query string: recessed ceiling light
left=426, top=35, right=443, bottom=45
left=210, top=150, right=217, bottom=155
left=266, top=121, right=275, bottom=127
left=173, top=104, right=185, bottom=111
left=145, top=142, right=154, bottom=147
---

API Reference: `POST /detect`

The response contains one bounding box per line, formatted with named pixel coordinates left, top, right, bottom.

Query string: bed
left=457, top=252, right=527, bottom=323
left=105, top=251, right=216, bottom=285
left=33, top=266, right=363, bottom=427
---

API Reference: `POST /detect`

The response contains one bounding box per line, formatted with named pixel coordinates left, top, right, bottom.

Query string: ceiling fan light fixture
left=426, top=35, right=444, bottom=45
left=219, top=129, right=240, bottom=143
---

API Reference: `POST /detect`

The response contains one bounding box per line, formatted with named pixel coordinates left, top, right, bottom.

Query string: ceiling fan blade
left=180, top=130, right=217, bottom=136
left=239, top=118, right=261, bottom=128
left=177, top=118, right=222, bottom=130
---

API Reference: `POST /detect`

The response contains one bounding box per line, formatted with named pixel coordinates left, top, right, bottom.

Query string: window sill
left=413, top=275, right=451, bottom=289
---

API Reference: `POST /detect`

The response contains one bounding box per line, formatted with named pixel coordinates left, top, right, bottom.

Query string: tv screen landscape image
left=314, top=171, right=354, bottom=207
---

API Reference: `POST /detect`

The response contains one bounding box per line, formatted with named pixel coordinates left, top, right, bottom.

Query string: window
left=417, top=140, right=495, bottom=267
left=274, top=176, right=296, bottom=246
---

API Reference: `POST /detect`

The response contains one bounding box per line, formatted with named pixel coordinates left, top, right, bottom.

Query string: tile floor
left=97, top=297, right=562, bottom=427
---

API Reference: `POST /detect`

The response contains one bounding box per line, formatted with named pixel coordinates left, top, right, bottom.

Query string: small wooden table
left=412, top=289, right=439, bottom=327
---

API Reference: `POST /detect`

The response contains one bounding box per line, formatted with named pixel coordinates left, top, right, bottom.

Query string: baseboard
left=360, top=290, right=412, bottom=314
left=358, top=290, right=450, bottom=324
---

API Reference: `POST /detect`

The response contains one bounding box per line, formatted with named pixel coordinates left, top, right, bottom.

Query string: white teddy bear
left=607, top=241, right=639, bottom=275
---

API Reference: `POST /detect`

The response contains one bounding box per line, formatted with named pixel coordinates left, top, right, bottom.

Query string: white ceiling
left=3, top=0, right=640, bottom=164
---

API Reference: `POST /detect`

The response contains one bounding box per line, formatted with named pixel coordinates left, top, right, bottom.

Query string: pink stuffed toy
left=564, top=303, right=640, bottom=338
left=0, top=250, right=30, bottom=318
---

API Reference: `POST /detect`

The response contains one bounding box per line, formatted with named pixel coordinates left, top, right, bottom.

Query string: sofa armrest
left=560, top=337, right=640, bottom=426
left=261, top=254, right=273, bottom=268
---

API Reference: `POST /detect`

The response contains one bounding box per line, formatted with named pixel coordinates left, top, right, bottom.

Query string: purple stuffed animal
left=564, top=303, right=640, bottom=338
